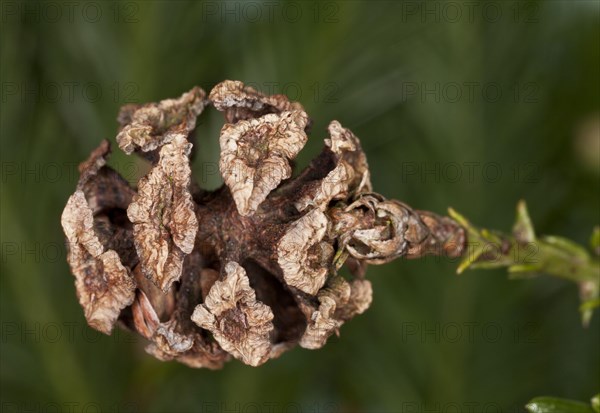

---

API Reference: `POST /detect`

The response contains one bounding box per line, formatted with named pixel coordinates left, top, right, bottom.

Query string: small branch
left=448, top=201, right=600, bottom=326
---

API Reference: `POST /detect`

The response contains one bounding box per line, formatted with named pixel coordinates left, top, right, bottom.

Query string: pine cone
left=61, top=81, right=465, bottom=369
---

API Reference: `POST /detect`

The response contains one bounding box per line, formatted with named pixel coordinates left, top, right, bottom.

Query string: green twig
left=448, top=201, right=600, bottom=326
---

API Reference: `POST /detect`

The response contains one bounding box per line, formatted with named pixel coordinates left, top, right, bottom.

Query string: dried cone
left=61, top=81, right=466, bottom=368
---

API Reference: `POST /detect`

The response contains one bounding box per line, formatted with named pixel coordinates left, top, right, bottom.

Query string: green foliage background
left=1, top=1, right=599, bottom=411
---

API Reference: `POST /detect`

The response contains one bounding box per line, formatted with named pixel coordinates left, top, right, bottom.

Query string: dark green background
left=1, top=1, right=599, bottom=412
